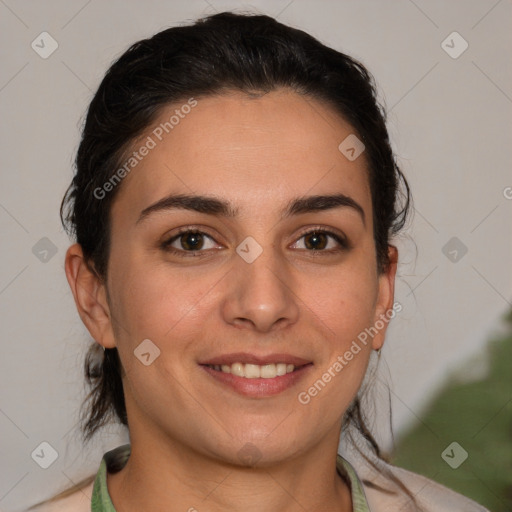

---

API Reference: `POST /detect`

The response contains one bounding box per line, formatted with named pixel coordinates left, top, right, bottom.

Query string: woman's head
left=62, top=11, right=410, bottom=465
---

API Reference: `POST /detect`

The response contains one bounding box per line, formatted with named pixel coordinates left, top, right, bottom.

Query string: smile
left=199, top=352, right=313, bottom=397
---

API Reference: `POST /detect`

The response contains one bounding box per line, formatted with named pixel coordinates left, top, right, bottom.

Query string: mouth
left=199, top=353, right=313, bottom=398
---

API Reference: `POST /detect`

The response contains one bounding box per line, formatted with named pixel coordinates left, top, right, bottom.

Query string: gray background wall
left=1, top=1, right=511, bottom=510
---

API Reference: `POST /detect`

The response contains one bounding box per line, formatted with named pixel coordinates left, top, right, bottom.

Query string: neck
left=107, top=432, right=353, bottom=512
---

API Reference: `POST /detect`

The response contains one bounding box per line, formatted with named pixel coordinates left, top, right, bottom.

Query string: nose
left=221, top=243, right=300, bottom=333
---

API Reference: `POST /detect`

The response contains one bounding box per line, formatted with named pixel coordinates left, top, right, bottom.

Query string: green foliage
left=392, top=312, right=512, bottom=511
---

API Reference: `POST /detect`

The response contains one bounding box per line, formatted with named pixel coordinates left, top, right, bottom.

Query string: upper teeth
left=208, top=362, right=295, bottom=379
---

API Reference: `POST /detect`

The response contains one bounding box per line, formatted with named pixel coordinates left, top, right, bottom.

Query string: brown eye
left=161, top=229, right=219, bottom=256
left=178, top=232, right=205, bottom=250
left=303, top=231, right=329, bottom=250
left=293, top=229, right=348, bottom=252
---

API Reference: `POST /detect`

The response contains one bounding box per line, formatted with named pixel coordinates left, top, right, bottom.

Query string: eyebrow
left=136, top=192, right=365, bottom=225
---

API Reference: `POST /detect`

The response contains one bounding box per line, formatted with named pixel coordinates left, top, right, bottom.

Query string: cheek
left=299, top=250, right=379, bottom=399
left=307, top=253, right=379, bottom=341
left=297, top=271, right=378, bottom=423
left=107, top=256, right=188, bottom=341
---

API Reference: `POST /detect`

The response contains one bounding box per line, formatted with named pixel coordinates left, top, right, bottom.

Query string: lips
left=199, top=352, right=313, bottom=398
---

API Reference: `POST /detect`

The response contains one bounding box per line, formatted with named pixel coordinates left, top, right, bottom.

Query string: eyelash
left=160, top=226, right=349, bottom=258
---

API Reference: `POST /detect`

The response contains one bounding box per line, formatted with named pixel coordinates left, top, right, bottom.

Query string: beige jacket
left=352, top=455, right=489, bottom=511
left=29, top=457, right=489, bottom=512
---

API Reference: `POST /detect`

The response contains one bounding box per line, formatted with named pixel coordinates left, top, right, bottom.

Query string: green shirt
left=91, top=444, right=370, bottom=511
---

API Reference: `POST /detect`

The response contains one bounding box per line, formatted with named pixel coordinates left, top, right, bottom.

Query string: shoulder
left=387, top=465, right=488, bottom=511
left=27, top=481, right=93, bottom=512
left=360, top=460, right=489, bottom=512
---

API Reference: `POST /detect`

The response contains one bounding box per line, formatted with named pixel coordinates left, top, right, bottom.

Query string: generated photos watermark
left=93, top=98, right=198, bottom=200
left=297, top=301, right=402, bottom=405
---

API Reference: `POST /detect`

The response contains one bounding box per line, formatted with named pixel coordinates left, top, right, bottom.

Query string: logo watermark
left=93, top=98, right=198, bottom=200
left=297, top=301, right=402, bottom=405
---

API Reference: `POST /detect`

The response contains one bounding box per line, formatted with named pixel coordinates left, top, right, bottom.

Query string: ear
left=64, top=243, right=117, bottom=349
left=371, top=245, right=398, bottom=351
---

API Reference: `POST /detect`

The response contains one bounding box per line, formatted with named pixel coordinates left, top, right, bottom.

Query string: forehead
left=110, top=89, right=371, bottom=222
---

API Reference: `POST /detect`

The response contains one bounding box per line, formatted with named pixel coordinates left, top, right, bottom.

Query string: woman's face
left=85, top=89, right=396, bottom=465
